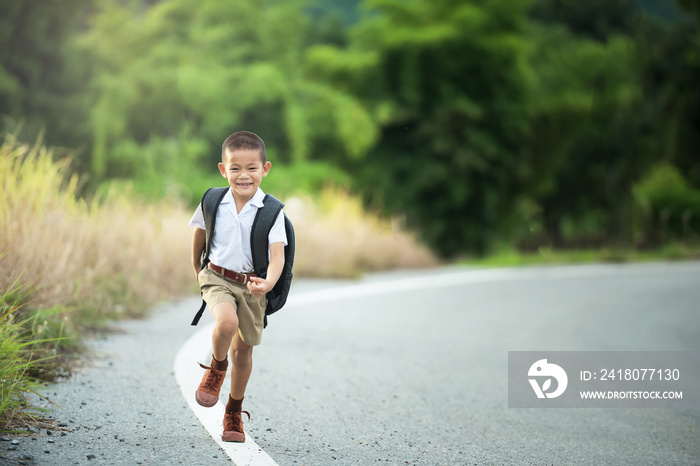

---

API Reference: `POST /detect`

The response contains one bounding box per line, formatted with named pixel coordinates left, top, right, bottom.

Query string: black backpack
left=190, top=187, right=295, bottom=327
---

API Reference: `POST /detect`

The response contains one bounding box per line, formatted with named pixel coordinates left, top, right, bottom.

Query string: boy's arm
left=247, top=242, right=285, bottom=298
left=191, top=227, right=206, bottom=282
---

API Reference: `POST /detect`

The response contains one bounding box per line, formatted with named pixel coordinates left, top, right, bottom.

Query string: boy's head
left=221, top=131, right=266, bottom=164
left=218, top=131, right=271, bottom=201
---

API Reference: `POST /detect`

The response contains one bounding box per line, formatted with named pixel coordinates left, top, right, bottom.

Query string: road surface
left=2, top=262, right=699, bottom=465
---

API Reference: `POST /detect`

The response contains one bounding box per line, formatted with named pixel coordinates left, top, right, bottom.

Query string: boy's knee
left=218, top=318, right=238, bottom=336
left=212, top=302, right=239, bottom=336
left=231, top=346, right=253, bottom=368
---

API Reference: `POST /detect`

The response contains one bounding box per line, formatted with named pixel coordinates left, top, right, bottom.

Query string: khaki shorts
left=198, top=267, right=267, bottom=346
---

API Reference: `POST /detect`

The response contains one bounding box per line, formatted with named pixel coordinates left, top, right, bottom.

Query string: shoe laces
left=224, top=410, right=251, bottom=432
left=198, top=363, right=225, bottom=389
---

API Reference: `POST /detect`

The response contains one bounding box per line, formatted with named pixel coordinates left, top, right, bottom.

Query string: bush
left=633, top=164, right=700, bottom=246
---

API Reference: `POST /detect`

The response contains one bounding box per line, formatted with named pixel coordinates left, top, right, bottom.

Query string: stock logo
left=528, top=359, right=568, bottom=399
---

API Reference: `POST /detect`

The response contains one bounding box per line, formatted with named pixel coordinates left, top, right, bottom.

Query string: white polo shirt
left=189, top=188, right=287, bottom=273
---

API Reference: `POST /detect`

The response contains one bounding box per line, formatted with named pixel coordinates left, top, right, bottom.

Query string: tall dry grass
left=1, top=134, right=193, bottom=323
left=1, top=134, right=193, bottom=428
left=287, top=190, right=437, bottom=277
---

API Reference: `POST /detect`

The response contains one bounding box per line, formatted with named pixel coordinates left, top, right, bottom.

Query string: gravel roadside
left=0, top=296, right=232, bottom=466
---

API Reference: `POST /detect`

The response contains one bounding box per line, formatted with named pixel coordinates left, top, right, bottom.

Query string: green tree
left=525, top=0, right=699, bottom=247
left=311, top=0, right=536, bottom=257
left=80, top=0, right=375, bottom=195
left=656, top=1, right=700, bottom=188
left=529, top=0, right=641, bottom=41
left=0, top=0, right=94, bottom=151
left=524, top=26, right=654, bottom=246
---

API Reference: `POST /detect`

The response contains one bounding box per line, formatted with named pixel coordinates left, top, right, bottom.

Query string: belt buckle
left=239, top=273, right=248, bottom=285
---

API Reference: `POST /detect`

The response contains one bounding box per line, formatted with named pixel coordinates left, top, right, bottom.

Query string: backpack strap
left=250, top=194, right=284, bottom=278
left=191, top=187, right=229, bottom=326
left=201, top=187, right=229, bottom=269
left=191, top=300, right=208, bottom=326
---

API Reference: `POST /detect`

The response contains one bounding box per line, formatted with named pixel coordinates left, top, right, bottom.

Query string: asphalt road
left=0, top=297, right=233, bottom=466
left=2, top=262, right=699, bottom=465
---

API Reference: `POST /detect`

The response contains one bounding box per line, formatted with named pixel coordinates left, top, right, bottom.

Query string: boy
left=189, top=131, right=287, bottom=442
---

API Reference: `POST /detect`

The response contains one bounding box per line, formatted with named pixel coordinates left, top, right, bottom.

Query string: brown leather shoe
left=222, top=410, right=250, bottom=442
left=195, top=363, right=226, bottom=407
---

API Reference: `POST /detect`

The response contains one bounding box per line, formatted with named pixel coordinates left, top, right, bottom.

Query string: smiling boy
left=189, top=131, right=287, bottom=442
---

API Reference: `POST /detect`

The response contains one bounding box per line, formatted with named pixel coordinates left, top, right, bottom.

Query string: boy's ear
left=218, top=162, right=226, bottom=178
left=262, top=161, right=272, bottom=177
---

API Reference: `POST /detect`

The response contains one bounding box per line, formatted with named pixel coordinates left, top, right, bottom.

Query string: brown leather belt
left=208, top=263, right=257, bottom=285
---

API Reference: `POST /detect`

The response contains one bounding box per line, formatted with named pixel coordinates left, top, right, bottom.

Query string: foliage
left=302, top=0, right=699, bottom=256
left=521, top=0, right=700, bottom=249
left=0, top=285, right=49, bottom=431
left=313, top=0, right=537, bottom=257
left=523, top=25, right=652, bottom=247
left=633, top=164, right=700, bottom=245
left=78, top=0, right=375, bottom=204
left=0, top=0, right=94, bottom=151
left=464, top=242, right=699, bottom=267
left=641, top=19, right=700, bottom=189
left=1, top=0, right=699, bottom=257
left=530, top=0, right=643, bottom=41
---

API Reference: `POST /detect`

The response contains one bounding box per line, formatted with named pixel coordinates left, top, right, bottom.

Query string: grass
left=464, top=243, right=700, bottom=268
left=0, top=134, right=194, bottom=430
left=0, top=280, right=63, bottom=432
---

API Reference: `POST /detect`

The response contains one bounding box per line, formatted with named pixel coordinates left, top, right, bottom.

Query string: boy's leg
left=196, top=302, right=238, bottom=407
left=222, top=331, right=253, bottom=442
left=211, top=302, right=239, bottom=361
left=229, top=331, right=253, bottom=399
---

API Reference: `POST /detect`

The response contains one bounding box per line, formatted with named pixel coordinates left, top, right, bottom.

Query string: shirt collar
left=219, top=188, right=234, bottom=205
left=219, top=187, right=266, bottom=211
left=250, top=188, right=266, bottom=208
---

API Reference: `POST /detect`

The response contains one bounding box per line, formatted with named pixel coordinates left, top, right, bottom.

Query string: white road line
left=173, top=262, right=696, bottom=464
left=173, top=321, right=279, bottom=466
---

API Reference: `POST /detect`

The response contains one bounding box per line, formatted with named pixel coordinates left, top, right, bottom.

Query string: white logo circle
left=528, top=359, right=568, bottom=399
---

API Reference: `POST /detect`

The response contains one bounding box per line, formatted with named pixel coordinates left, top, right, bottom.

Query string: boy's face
left=218, top=149, right=271, bottom=201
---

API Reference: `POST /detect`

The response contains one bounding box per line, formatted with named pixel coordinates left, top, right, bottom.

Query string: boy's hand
left=191, top=228, right=205, bottom=285
left=247, top=276, right=272, bottom=298
left=248, top=242, right=284, bottom=298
